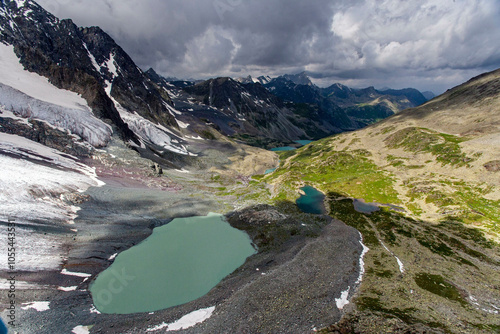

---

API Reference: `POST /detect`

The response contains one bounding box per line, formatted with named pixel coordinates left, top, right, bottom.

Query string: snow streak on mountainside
left=153, top=70, right=432, bottom=149
left=113, top=99, right=193, bottom=156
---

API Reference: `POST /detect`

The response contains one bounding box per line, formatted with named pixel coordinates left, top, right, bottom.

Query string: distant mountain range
left=146, top=69, right=433, bottom=148
left=0, top=0, right=433, bottom=153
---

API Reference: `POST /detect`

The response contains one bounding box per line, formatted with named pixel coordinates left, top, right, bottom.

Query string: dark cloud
left=37, top=0, right=500, bottom=93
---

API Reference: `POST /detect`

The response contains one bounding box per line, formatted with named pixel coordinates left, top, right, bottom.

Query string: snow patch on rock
left=335, top=287, right=350, bottom=310
left=334, top=232, right=369, bottom=310
left=61, top=269, right=92, bottom=278
left=0, top=43, right=112, bottom=147
left=147, top=306, right=215, bottom=332
left=21, top=301, right=50, bottom=312
left=90, top=305, right=101, bottom=314
left=72, top=325, right=91, bottom=334
left=177, top=119, right=190, bottom=129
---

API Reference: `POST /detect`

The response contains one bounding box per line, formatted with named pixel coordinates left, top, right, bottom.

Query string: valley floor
left=0, top=136, right=364, bottom=334
left=1, top=119, right=500, bottom=333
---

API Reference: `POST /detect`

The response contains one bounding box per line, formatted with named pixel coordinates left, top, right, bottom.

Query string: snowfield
left=118, top=109, right=189, bottom=155
left=0, top=132, right=104, bottom=271
left=0, top=43, right=113, bottom=147
left=0, top=132, right=104, bottom=224
left=0, top=83, right=112, bottom=147
left=0, top=40, right=193, bottom=154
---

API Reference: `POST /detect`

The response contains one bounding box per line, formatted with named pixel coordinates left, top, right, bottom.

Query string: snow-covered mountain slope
left=0, top=131, right=104, bottom=271
left=0, top=43, right=113, bottom=147
left=0, top=0, right=186, bottom=150
left=0, top=0, right=200, bottom=157
left=0, top=131, right=103, bottom=225
left=113, top=100, right=194, bottom=156
left=0, top=42, right=88, bottom=109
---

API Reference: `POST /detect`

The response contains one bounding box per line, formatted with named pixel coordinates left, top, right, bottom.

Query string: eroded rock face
left=81, top=26, right=177, bottom=128
left=182, top=77, right=309, bottom=142
left=484, top=160, right=500, bottom=172
left=0, top=117, right=92, bottom=157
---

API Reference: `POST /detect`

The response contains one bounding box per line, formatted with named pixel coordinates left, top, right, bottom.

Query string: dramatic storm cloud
left=38, top=0, right=500, bottom=93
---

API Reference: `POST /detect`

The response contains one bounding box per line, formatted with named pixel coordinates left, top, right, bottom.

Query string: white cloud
left=329, top=0, right=500, bottom=71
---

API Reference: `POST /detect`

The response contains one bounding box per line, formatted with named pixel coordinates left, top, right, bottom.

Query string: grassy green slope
left=253, top=69, right=500, bottom=333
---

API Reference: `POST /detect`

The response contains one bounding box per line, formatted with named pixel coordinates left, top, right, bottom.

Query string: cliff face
left=0, top=0, right=177, bottom=143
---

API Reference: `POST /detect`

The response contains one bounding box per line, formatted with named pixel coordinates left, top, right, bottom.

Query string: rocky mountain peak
left=256, top=75, right=272, bottom=85
left=235, top=75, right=254, bottom=84
left=422, top=91, right=436, bottom=100
left=281, top=71, right=313, bottom=86
left=145, top=67, right=162, bottom=82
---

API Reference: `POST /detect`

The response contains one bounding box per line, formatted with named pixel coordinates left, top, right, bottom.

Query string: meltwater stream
left=90, top=213, right=256, bottom=314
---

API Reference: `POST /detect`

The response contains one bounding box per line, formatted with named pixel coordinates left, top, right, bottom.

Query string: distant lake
left=295, top=140, right=313, bottom=146
left=90, top=213, right=256, bottom=314
left=296, top=186, right=326, bottom=214
left=264, top=168, right=277, bottom=174
left=270, top=146, right=296, bottom=151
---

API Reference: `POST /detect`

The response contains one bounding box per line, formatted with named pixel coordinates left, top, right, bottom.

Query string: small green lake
left=296, top=186, right=326, bottom=214
left=270, top=146, right=296, bottom=151
left=90, top=213, right=256, bottom=314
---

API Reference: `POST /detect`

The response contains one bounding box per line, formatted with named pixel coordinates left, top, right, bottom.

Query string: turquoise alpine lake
left=296, top=186, right=326, bottom=214
left=270, top=146, right=296, bottom=151
left=264, top=168, right=277, bottom=174
left=295, top=140, right=314, bottom=146
left=90, top=213, right=256, bottom=314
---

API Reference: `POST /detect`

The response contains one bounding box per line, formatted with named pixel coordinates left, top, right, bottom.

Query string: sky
left=37, top=0, right=500, bottom=94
